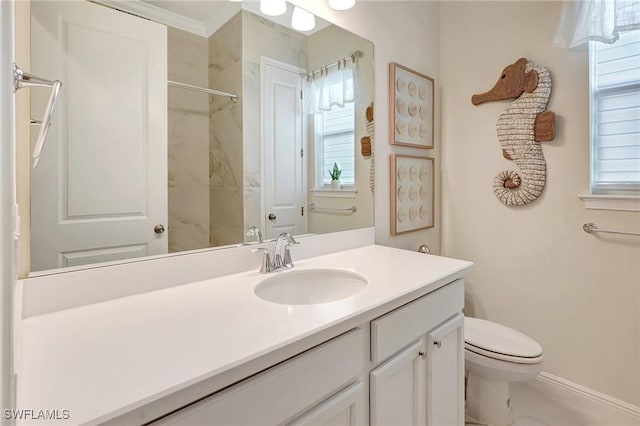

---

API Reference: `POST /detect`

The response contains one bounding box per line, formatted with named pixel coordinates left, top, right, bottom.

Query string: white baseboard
left=527, top=371, right=640, bottom=426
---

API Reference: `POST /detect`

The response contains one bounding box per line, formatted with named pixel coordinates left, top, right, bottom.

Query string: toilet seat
left=464, top=317, right=543, bottom=365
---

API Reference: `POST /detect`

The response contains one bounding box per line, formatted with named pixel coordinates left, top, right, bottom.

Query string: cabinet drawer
left=371, top=279, right=463, bottom=364
left=153, top=328, right=364, bottom=426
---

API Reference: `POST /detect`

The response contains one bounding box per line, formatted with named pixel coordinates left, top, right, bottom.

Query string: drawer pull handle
left=418, top=351, right=426, bottom=359
left=434, top=340, right=442, bottom=348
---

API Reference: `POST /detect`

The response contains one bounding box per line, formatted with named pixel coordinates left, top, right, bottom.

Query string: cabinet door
left=370, top=340, right=426, bottom=426
left=288, top=382, right=364, bottom=426
left=426, top=313, right=464, bottom=426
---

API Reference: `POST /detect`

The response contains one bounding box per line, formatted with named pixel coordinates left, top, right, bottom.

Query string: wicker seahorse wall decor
left=472, top=58, right=556, bottom=206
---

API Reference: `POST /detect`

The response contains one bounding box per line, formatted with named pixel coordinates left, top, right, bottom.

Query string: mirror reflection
left=27, top=0, right=374, bottom=274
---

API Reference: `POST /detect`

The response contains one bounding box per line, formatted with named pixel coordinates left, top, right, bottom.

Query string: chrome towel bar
left=14, top=63, right=62, bottom=168
left=583, top=222, right=640, bottom=236
left=309, top=203, right=357, bottom=214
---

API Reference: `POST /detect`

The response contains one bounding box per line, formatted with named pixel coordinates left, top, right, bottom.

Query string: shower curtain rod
left=168, top=80, right=238, bottom=102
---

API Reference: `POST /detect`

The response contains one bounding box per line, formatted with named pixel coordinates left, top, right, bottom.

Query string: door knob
left=268, top=213, right=277, bottom=221
left=154, top=224, right=165, bottom=234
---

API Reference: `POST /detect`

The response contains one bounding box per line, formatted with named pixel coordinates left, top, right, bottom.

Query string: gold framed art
left=389, top=63, right=434, bottom=149
left=390, top=154, right=434, bottom=235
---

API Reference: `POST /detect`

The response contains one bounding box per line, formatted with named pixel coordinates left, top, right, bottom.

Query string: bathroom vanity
left=16, top=241, right=472, bottom=425
left=11, top=1, right=470, bottom=424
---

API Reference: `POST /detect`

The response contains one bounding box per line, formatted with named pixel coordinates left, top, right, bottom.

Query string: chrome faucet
left=274, top=232, right=299, bottom=269
left=252, top=232, right=299, bottom=273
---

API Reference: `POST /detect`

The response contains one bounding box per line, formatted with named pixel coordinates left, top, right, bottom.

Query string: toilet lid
left=464, top=317, right=543, bottom=360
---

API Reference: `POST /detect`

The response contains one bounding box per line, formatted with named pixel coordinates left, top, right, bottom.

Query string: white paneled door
left=261, top=58, right=306, bottom=239
left=30, top=1, right=168, bottom=271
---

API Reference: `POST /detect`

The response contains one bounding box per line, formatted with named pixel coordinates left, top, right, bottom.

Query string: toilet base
left=466, top=370, right=514, bottom=426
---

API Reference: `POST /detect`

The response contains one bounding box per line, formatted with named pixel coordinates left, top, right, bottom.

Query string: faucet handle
left=282, top=246, right=295, bottom=268
left=281, top=237, right=299, bottom=268
left=251, top=248, right=272, bottom=273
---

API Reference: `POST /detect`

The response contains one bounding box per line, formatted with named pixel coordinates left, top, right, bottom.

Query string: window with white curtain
left=315, top=101, right=355, bottom=187
left=589, top=29, right=640, bottom=193
left=305, top=57, right=359, bottom=189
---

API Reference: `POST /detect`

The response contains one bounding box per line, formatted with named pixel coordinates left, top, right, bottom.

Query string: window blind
left=320, top=102, right=355, bottom=186
left=591, top=30, right=640, bottom=191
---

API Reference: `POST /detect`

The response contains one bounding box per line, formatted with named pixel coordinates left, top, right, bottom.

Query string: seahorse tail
left=493, top=168, right=546, bottom=206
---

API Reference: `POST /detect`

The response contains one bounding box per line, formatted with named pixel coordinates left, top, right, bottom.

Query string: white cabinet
left=370, top=340, right=426, bottom=426
left=370, top=280, right=465, bottom=426
left=150, top=280, right=465, bottom=426
left=152, top=329, right=363, bottom=426
left=426, top=314, right=465, bottom=426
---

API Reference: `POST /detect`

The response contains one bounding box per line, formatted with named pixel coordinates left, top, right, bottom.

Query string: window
left=315, top=102, right=355, bottom=187
left=589, top=30, right=640, bottom=194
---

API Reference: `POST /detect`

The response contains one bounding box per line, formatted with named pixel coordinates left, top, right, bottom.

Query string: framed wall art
left=389, top=63, right=434, bottom=149
left=390, top=154, right=434, bottom=235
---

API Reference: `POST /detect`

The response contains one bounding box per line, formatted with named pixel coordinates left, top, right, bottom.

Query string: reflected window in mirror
left=314, top=102, right=356, bottom=187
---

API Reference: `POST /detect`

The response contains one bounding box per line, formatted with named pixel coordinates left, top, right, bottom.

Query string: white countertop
left=17, top=245, right=472, bottom=425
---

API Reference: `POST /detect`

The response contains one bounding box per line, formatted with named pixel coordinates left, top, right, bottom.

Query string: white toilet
left=464, top=317, right=544, bottom=426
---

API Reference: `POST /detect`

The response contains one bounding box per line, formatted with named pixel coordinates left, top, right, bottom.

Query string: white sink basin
left=254, top=268, right=368, bottom=305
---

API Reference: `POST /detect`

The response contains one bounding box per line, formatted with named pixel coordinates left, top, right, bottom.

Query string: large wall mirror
left=24, top=0, right=374, bottom=275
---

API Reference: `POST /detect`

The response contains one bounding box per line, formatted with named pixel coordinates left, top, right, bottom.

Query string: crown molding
left=202, top=3, right=244, bottom=38
left=93, top=0, right=208, bottom=37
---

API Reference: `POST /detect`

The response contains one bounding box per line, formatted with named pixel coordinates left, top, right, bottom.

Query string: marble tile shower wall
left=209, top=13, right=244, bottom=247
left=167, top=28, right=210, bottom=253
left=167, top=12, right=308, bottom=250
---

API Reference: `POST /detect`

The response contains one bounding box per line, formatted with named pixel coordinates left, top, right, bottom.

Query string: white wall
left=1, top=0, right=15, bottom=418
left=14, top=1, right=28, bottom=279
left=440, top=1, right=640, bottom=405
left=289, top=0, right=442, bottom=254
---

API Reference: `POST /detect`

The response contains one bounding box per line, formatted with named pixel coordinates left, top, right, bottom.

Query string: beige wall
left=440, top=1, right=640, bottom=405
left=289, top=0, right=442, bottom=253
left=306, top=25, right=375, bottom=235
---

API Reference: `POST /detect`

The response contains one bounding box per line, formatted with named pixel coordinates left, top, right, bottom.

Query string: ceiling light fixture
left=260, top=0, right=287, bottom=16
left=291, top=7, right=316, bottom=32
left=328, top=0, right=356, bottom=11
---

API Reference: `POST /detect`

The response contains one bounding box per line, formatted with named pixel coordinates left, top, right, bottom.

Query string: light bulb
left=328, top=0, right=355, bottom=11
left=291, top=7, right=315, bottom=32
left=260, top=0, right=287, bottom=16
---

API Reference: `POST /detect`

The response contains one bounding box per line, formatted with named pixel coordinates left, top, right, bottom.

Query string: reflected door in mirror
left=262, top=58, right=306, bottom=239
left=30, top=1, right=168, bottom=271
